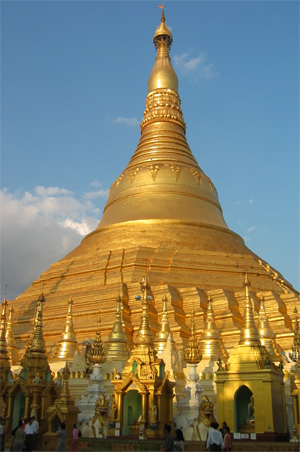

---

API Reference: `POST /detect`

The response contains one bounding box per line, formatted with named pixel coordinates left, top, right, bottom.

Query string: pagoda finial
left=154, top=295, right=174, bottom=353
left=55, top=298, right=78, bottom=360
left=258, top=292, right=282, bottom=361
left=199, top=295, right=228, bottom=360
left=184, top=310, right=202, bottom=364
left=239, top=274, right=261, bottom=346
left=289, top=307, right=300, bottom=362
left=106, top=296, right=129, bottom=361
left=135, top=277, right=154, bottom=347
left=6, top=305, right=20, bottom=365
left=0, top=297, right=10, bottom=368
left=28, top=296, right=46, bottom=353
left=87, top=312, right=106, bottom=365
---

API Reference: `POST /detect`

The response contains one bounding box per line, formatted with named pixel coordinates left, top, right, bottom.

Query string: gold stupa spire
left=55, top=298, right=78, bottom=360
left=154, top=295, right=174, bottom=353
left=87, top=313, right=106, bottom=365
left=27, top=292, right=46, bottom=353
left=106, top=296, right=130, bottom=361
left=20, top=292, right=50, bottom=383
left=0, top=296, right=10, bottom=383
left=257, top=293, right=282, bottom=361
left=135, top=278, right=155, bottom=348
left=289, top=307, right=300, bottom=362
left=199, top=296, right=228, bottom=361
left=239, top=274, right=261, bottom=346
left=184, top=310, right=202, bottom=364
left=96, top=9, right=227, bottom=232
left=6, top=305, right=20, bottom=365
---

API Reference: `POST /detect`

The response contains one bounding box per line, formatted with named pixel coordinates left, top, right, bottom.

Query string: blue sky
left=1, top=0, right=299, bottom=297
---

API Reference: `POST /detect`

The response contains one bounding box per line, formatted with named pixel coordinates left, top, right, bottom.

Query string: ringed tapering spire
left=239, top=274, right=261, bottom=346
left=87, top=313, right=106, bottom=365
left=257, top=292, right=282, bottom=361
left=55, top=298, right=78, bottom=360
left=199, top=296, right=228, bottom=361
left=6, top=306, right=20, bottom=365
left=0, top=297, right=10, bottom=383
left=106, top=296, right=130, bottom=361
left=154, top=295, right=175, bottom=353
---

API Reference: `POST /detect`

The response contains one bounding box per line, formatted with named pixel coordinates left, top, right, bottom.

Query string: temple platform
left=5, top=436, right=299, bottom=452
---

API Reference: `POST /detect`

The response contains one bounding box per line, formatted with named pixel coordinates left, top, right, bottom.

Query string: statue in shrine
left=149, top=401, right=157, bottom=429
left=247, top=395, right=255, bottom=424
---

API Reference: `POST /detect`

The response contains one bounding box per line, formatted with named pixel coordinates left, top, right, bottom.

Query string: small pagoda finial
left=199, top=295, right=228, bottom=360
left=0, top=297, right=9, bottom=358
left=289, top=307, right=300, bottom=362
left=55, top=298, right=78, bottom=360
left=135, top=277, right=154, bottom=347
left=239, top=274, right=261, bottom=346
left=6, top=305, right=19, bottom=365
left=258, top=292, right=282, bottom=361
left=27, top=297, right=46, bottom=354
left=106, top=295, right=129, bottom=361
left=184, top=310, right=202, bottom=364
left=154, top=295, right=174, bottom=353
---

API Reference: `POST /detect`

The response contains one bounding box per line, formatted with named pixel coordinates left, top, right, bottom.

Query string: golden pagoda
left=54, top=298, right=78, bottom=360
left=257, top=293, right=282, bottom=362
left=154, top=295, right=175, bottom=354
left=199, top=296, right=228, bottom=361
left=215, top=275, right=286, bottom=435
left=106, top=296, right=130, bottom=362
left=7, top=7, right=299, bottom=375
left=5, top=306, right=20, bottom=365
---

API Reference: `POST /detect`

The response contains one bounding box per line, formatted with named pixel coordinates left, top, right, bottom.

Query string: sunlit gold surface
left=239, top=274, right=261, bottom=346
left=54, top=298, right=78, bottom=360
left=199, top=296, right=228, bottom=360
left=106, top=296, right=130, bottom=361
left=257, top=294, right=282, bottom=362
left=5, top=306, right=20, bottom=365
left=8, top=10, right=299, bottom=359
left=154, top=295, right=174, bottom=353
left=0, top=298, right=10, bottom=383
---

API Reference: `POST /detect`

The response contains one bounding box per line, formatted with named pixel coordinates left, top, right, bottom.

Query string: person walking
left=206, top=422, right=224, bottom=451
left=56, top=423, right=67, bottom=452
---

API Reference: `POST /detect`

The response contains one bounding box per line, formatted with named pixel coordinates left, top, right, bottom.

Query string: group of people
left=56, top=423, right=81, bottom=452
left=206, top=421, right=232, bottom=451
left=163, top=425, right=185, bottom=451
left=10, top=416, right=39, bottom=452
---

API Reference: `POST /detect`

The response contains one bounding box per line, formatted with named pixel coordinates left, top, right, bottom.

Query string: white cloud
left=114, top=117, right=140, bottom=126
left=249, top=199, right=254, bottom=204
left=247, top=226, right=255, bottom=233
left=173, top=51, right=218, bottom=80
left=84, top=189, right=109, bottom=200
left=0, top=185, right=107, bottom=298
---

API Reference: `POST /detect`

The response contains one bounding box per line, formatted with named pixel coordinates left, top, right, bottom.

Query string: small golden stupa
left=111, top=278, right=175, bottom=438
left=5, top=306, right=20, bottom=365
left=54, top=298, right=78, bottom=360
left=215, top=275, right=285, bottom=434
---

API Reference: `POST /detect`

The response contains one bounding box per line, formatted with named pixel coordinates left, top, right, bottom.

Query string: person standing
left=0, top=417, right=4, bottom=452
left=174, top=429, right=184, bottom=451
left=163, top=424, right=174, bottom=452
left=12, top=421, right=26, bottom=452
left=32, top=416, right=39, bottom=450
left=56, top=423, right=67, bottom=452
left=206, top=422, right=224, bottom=451
left=223, top=426, right=232, bottom=452
left=70, top=424, right=79, bottom=452
left=24, top=417, right=35, bottom=452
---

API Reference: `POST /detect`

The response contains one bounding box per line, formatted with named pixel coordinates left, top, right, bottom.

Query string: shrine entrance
left=122, top=390, right=142, bottom=436
left=234, top=385, right=253, bottom=432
